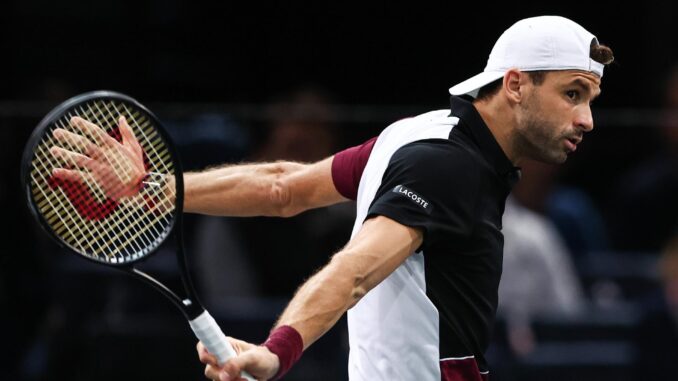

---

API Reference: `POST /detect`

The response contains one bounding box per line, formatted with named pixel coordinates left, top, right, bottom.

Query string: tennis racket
left=21, top=90, right=254, bottom=380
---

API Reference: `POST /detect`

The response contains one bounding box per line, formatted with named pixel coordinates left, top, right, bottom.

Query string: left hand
left=50, top=116, right=146, bottom=201
left=197, top=338, right=280, bottom=381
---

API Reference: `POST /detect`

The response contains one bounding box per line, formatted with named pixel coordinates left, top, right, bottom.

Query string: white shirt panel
left=347, top=110, right=458, bottom=381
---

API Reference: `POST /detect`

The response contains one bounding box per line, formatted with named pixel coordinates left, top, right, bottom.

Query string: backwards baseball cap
left=449, top=16, right=604, bottom=98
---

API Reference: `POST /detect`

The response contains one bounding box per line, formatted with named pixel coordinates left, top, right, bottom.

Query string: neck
left=472, top=97, right=522, bottom=165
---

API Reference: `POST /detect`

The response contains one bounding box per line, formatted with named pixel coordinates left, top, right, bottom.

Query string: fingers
left=51, top=168, right=90, bottom=183
left=70, top=116, right=118, bottom=147
left=221, top=354, right=248, bottom=381
left=118, top=116, right=143, bottom=157
left=199, top=340, right=276, bottom=381
left=197, top=341, right=219, bottom=366
left=50, top=145, right=128, bottom=197
left=53, top=128, right=103, bottom=159
left=204, top=364, right=228, bottom=381
left=50, top=146, right=94, bottom=169
left=199, top=341, right=227, bottom=381
left=221, top=347, right=277, bottom=381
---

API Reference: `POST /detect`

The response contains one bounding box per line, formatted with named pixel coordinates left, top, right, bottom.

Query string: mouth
left=564, top=137, right=581, bottom=152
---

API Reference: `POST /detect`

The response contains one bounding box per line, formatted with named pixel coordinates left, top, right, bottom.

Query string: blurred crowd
left=1, top=64, right=677, bottom=380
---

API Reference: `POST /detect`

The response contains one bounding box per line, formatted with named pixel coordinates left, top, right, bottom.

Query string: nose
left=575, top=105, right=594, bottom=132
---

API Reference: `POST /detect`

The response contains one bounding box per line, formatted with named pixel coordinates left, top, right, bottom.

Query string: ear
left=502, top=68, right=525, bottom=104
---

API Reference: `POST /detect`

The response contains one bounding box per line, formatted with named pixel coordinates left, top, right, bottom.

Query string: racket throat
left=129, top=267, right=204, bottom=319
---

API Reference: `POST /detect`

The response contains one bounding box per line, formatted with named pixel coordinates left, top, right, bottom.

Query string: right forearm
left=181, top=161, right=303, bottom=216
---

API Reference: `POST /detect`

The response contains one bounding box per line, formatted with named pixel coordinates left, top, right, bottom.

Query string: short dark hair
left=475, top=72, right=547, bottom=101
left=475, top=78, right=503, bottom=101
left=590, top=43, right=614, bottom=65
left=474, top=43, right=614, bottom=101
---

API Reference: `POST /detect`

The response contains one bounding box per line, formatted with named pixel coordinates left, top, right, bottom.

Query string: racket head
left=22, top=90, right=185, bottom=266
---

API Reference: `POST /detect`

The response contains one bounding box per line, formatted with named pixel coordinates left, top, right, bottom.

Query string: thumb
left=220, top=349, right=273, bottom=381
left=118, top=116, right=142, bottom=156
left=220, top=351, right=254, bottom=379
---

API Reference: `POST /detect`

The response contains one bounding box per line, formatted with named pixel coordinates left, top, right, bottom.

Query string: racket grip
left=189, top=310, right=256, bottom=381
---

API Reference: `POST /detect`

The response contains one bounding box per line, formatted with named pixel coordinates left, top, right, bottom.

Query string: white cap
left=449, top=16, right=604, bottom=98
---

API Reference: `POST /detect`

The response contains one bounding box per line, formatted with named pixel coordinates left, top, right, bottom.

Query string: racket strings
left=31, top=154, right=97, bottom=253
left=51, top=116, right=137, bottom=244
left=99, top=102, right=178, bottom=253
left=91, top=101, right=177, bottom=258
left=36, top=135, right=115, bottom=250
left=71, top=105, right=136, bottom=198
left=53, top=106, right=152, bottom=256
left=30, top=99, right=176, bottom=263
left=56, top=101, right=169, bottom=258
left=83, top=100, right=175, bottom=251
left=35, top=110, right=141, bottom=258
left=70, top=102, right=167, bottom=246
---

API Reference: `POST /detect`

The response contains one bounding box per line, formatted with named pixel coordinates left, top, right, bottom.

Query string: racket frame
left=21, top=90, right=203, bottom=319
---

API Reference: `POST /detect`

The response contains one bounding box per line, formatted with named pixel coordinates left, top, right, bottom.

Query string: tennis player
left=51, top=15, right=614, bottom=381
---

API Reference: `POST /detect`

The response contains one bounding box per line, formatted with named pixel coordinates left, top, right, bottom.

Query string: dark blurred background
left=1, top=1, right=677, bottom=380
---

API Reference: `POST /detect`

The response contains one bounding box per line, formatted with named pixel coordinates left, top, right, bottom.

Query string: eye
left=566, top=90, right=579, bottom=101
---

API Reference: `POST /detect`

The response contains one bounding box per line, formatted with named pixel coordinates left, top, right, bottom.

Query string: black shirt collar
left=449, top=96, right=520, bottom=185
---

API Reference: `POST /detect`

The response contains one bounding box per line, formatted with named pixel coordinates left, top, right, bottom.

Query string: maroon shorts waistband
left=440, top=356, right=488, bottom=381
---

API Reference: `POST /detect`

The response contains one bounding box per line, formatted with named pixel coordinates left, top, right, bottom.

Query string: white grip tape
left=189, top=311, right=255, bottom=381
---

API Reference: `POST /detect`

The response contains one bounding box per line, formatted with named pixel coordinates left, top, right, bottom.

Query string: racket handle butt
left=189, top=310, right=256, bottom=381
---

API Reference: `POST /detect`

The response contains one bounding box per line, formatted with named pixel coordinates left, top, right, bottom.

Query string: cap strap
left=590, top=59, right=605, bottom=77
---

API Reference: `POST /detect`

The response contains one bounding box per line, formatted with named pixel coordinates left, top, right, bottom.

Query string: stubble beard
left=514, top=96, right=568, bottom=164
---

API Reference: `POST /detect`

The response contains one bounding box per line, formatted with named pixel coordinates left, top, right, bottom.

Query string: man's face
left=513, top=70, right=601, bottom=164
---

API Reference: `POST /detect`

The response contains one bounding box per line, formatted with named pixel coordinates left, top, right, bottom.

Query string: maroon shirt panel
left=331, top=136, right=377, bottom=200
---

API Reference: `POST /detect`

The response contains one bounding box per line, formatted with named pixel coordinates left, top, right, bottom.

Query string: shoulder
left=381, top=139, right=483, bottom=206
left=389, top=139, right=483, bottom=179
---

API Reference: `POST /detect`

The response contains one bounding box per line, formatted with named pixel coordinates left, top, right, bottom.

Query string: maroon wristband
left=262, top=325, right=304, bottom=380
